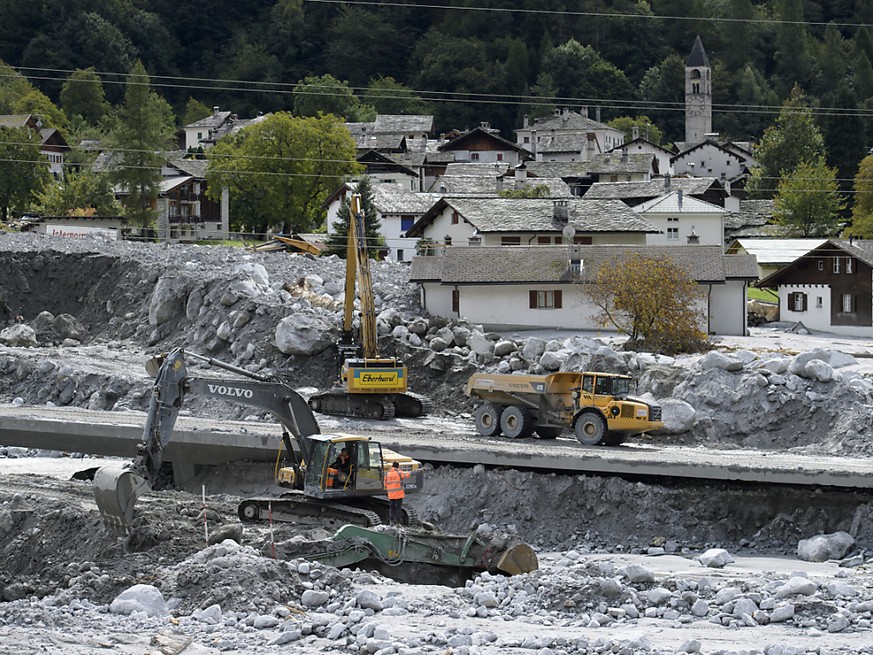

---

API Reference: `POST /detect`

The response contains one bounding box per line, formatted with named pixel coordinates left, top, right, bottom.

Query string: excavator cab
left=304, top=435, right=388, bottom=498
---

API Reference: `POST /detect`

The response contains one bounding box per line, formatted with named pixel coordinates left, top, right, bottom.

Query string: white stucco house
left=405, top=197, right=658, bottom=249
left=410, top=244, right=757, bottom=336
left=632, top=190, right=728, bottom=246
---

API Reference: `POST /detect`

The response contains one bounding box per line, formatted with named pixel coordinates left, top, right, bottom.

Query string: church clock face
left=688, top=99, right=704, bottom=117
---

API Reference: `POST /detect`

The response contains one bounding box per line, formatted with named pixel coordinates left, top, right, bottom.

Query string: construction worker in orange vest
left=385, top=461, right=411, bottom=526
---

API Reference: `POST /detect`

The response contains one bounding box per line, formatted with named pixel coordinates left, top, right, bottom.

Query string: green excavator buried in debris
left=92, top=349, right=537, bottom=580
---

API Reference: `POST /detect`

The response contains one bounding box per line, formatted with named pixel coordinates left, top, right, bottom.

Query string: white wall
left=420, top=279, right=748, bottom=336
left=673, top=144, right=745, bottom=179
left=772, top=284, right=873, bottom=336
left=643, top=213, right=723, bottom=246
left=708, top=281, right=747, bottom=336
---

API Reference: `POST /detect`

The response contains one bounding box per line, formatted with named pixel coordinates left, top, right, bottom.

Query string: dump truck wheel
left=500, top=406, right=535, bottom=438
left=574, top=412, right=606, bottom=445
left=603, top=432, right=627, bottom=446
left=474, top=403, right=503, bottom=436
left=535, top=426, right=561, bottom=439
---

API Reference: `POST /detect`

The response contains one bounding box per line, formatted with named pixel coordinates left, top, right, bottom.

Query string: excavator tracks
left=236, top=491, right=421, bottom=529
left=238, top=491, right=382, bottom=529
left=308, top=389, right=431, bottom=420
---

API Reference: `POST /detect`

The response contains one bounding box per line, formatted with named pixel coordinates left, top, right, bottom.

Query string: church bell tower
left=685, top=35, right=712, bottom=144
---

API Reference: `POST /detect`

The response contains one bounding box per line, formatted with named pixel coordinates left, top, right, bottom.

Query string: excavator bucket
left=93, top=464, right=150, bottom=533
left=492, top=541, right=539, bottom=576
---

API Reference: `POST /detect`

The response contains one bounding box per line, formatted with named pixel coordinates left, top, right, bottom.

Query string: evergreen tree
left=107, top=60, right=176, bottom=230
left=773, top=0, right=813, bottom=92
left=324, top=177, right=383, bottom=259
left=60, top=68, right=109, bottom=126
left=747, top=86, right=826, bottom=198
left=773, top=158, right=845, bottom=237
left=847, top=154, right=873, bottom=238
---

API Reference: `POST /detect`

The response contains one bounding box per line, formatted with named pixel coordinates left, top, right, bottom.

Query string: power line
left=7, top=66, right=873, bottom=120
left=302, top=0, right=873, bottom=29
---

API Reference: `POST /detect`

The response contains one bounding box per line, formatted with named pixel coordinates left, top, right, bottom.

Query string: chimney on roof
left=687, top=226, right=699, bottom=244
left=530, top=129, right=537, bottom=159
left=632, top=126, right=640, bottom=140
left=677, top=189, right=683, bottom=208
left=596, top=107, right=601, bottom=123
left=213, top=106, right=220, bottom=116
left=515, top=168, right=527, bottom=189
left=554, top=108, right=561, bottom=118
left=523, top=114, right=529, bottom=128
left=664, top=175, right=671, bottom=189
left=553, top=200, right=569, bottom=224
left=582, top=106, right=588, bottom=119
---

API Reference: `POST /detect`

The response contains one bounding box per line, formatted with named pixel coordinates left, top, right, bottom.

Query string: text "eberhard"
left=207, top=384, right=254, bottom=398
left=361, top=373, right=397, bottom=383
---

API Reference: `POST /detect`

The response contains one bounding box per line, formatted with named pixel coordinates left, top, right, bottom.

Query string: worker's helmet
left=392, top=461, right=399, bottom=468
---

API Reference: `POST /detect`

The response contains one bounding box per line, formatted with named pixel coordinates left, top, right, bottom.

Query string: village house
left=514, top=107, right=626, bottom=162
left=632, top=190, right=729, bottom=247
left=183, top=106, right=268, bottom=151
left=726, top=238, right=828, bottom=280
left=0, top=114, right=70, bottom=179
left=609, top=132, right=675, bottom=176
left=584, top=176, right=731, bottom=209
left=410, top=244, right=757, bottom=336
left=405, top=197, right=657, bottom=249
left=756, top=239, right=873, bottom=337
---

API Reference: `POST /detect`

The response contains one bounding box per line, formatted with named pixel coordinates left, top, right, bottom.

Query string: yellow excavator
left=93, top=348, right=424, bottom=534
left=308, top=193, right=430, bottom=420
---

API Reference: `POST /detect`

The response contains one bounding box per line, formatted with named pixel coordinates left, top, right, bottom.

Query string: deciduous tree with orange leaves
left=583, top=252, right=708, bottom=355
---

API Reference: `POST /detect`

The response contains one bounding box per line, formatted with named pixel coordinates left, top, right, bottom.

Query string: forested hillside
left=2, top=0, right=873, bottom=214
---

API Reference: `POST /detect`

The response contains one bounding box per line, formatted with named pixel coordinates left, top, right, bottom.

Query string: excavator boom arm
left=94, top=349, right=321, bottom=532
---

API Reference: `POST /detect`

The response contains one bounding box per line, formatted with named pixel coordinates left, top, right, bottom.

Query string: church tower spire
left=685, top=35, right=712, bottom=144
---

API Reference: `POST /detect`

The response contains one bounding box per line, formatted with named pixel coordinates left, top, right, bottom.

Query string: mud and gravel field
left=3, top=231, right=873, bottom=654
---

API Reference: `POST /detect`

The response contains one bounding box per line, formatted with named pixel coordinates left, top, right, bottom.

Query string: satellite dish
left=562, top=225, right=576, bottom=240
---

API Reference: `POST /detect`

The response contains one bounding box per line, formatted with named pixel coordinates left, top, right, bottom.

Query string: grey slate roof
left=535, top=133, right=591, bottom=154
left=523, top=161, right=591, bottom=178
left=407, top=197, right=656, bottom=237
left=410, top=244, right=756, bottom=285
left=587, top=152, right=655, bottom=175
left=353, top=133, right=406, bottom=150
left=170, top=157, right=208, bottom=178
left=687, top=35, right=710, bottom=67
left=633, top=191, right=727, bottom=214
left=371, top=184, right=440, bottom=215
left=445, top=162, right=511, bottom=177
left=186, top=110, right=232, bottom=130
left=510, top=177, right=573, bottom=197
left=427, top=175, right=500, bottom=195
left=523, top=111, right=611, bottom=133
left=724, top=200, right=777, bottom=240
left=373, top=115, right=434, bottom=134
left=584, top=177, right=720, bottom=200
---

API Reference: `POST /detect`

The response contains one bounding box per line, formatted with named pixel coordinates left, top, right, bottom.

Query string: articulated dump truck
left=465, top=371, right=663, bottom=446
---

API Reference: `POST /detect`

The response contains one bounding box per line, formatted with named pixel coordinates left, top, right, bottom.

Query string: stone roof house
left=409, top=244, right=757, bottom=335
left=405, top=197, right=657, bottom=248
left=632, top=190, right=728, bottom=246
left=183, top=107, right=268, bottom=151
left=514, top=107, right=626, bottom=162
